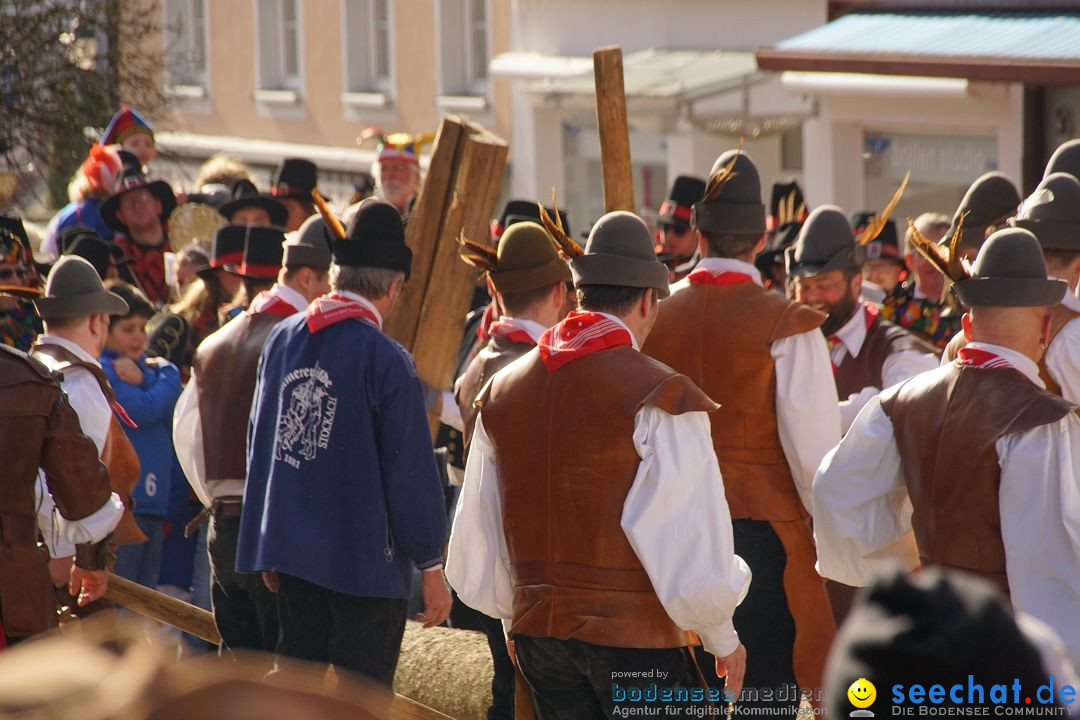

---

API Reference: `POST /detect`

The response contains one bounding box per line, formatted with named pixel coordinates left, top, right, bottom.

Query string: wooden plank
left=411, top=128, right=508, bottom=416
left=593, top=46, right=635, bottom=212
left=390, top=694, right=455, bottom=720
left=384, top=116, right=468, bottom=349
left=104, top=572, right=222, bottom=645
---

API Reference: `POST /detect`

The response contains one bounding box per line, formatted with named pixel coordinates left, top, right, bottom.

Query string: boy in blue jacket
left=102, top=281, right=182, bottom=588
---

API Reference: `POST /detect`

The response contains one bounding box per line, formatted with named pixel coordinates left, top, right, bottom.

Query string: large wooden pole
left=104, top=572, right=222, bottom=645
left=593, top=46, right=635, bottom=213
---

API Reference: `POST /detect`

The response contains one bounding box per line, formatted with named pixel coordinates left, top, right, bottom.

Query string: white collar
left=694, top=257, right=765, bottom=287
left=36, top=335, right=101, bottom=367
left=964, top=341, right=1044, bottom=388
left=1051, top=276, right=1080, bottom=313
left=337, top=290, right=384, bottom=329
left=594, top=311, right=640, bottom=350
left=272, top=283, right=309, bottom=312
left=832, top=303, right=868, bottom=357
left=497, top=316, right=547, bottom=343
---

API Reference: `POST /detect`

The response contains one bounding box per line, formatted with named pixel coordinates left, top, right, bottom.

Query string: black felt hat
left=692, top=151, right=766, bottom=236
left=951, top=228, right=1066, bottom=308
left=58, top=225, right=127, bottom=280
left=658, top=175, right=706, bottom=230
left=270, top=158, right=325, bottom=202
left=219, top=179, right=289, bottom=228
left=941, top=172, right=1020, bottom=252
left=497, top=199, right=570, bottom=237
left=786, top=205, right=862, bottom=277
left=209, top=224, right=247, bottom=270
left=99, top=162, right=177, bottom=234
left=1011, top=172, right=1080, bottom=252
left=851, top=211, right=901, bottom=262
left=826, top=568, right=1054, bottom=718
left=232, top=225, right=286, bottom=280
left=1044, top=138, right=1080, bottom=182
left=285, top=214, right=334, bottom=270
left=333, top=199, right=412, bottom=279
left=571, top=211, right=670, bottom=299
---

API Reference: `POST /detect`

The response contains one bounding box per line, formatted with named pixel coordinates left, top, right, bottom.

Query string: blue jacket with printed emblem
left=236, top=311, right=447, bottom=599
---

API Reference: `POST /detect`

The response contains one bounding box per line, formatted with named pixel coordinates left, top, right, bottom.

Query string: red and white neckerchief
left=538, top=311, right=633, bottom=372
left=112, top=399, right=137, bottom=429
left=306, top=293, right=381, bottom=333
left=248, top=289, right=302, bottom=318
left=955, top=346, right=1014, bottom=370
left=475, top=302, right=498, bottom=344
left=827, top=302, right=880, bottom=373
left=687, top=267, right=755, bottom=287
left=487, top=317, right=538, bottom=347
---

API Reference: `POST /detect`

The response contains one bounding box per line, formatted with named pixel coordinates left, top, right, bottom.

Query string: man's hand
left=262, top=570, right=280, bottom=593
left=415, top=568, right=452, bottom=628
left=113, top=357, right=143, bottom=385
left=715, top=643, right=747, bottom=700
left=506, top=638, right=517, bottom=668
left=49, top=556, right=74, bottom=587
left=68, top=566, right=108, bottom=606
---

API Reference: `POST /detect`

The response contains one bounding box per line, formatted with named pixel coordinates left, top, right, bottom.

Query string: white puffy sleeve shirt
left=812, top=362, right=1080, bottom=668
left=447, top=406, right=752, bottom=657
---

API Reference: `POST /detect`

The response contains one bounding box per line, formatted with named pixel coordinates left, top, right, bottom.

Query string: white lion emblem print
left=275, top=363, right=339, bottom=468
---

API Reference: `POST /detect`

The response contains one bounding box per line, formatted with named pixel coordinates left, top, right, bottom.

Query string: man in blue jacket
left=237, top=200, right=451, bottom=687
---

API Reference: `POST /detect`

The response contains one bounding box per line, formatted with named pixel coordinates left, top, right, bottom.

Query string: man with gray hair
left=237, top=200, right=450, bottom=687
left=880, top=212, right=961, bottom=350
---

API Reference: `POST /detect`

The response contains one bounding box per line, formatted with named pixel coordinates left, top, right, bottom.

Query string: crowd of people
left=1, top=102, right=1079, bottom=720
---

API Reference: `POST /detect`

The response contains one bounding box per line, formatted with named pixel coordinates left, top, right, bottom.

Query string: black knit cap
left=658, top=175, right=706, bottom=230
left=333, top=199, right=412, bottom=279
left=691, top=150, right=766, bottom=236
left=826, top=569, right=1055, bottom=717
left=1044, top=138, right=1080, bottom=181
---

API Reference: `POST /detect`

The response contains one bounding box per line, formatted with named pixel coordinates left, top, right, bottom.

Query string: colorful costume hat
left=358, top=128, right=436, bottom=165
left=101, top=105, right=154, bottom=146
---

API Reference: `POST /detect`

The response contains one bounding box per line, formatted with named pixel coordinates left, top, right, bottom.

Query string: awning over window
left=756, top=12, right=1080, bottom=85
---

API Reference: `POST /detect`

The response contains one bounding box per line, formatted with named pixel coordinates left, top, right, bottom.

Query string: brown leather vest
left=879, top=363, right=1072, bottom=594
left=836, top=313, right=936, bottom=400
left=193, top=311, right=288, bottom=486
left=643, top=281, right=824, bottom=521
left=1037, top=303, right=1080, bottom=396
left=30, top=342, right=145, bottom=545
left=478, top=346, right=717, bottom=648
left=455, top=334, right=534, bottom=452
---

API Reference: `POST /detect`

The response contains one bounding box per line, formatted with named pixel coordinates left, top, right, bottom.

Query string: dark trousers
left=208, top=511, right=279, bottom=653
left=452, top=594, right=515, bottom=719
left=276, top=573, right=407, bottom=687
left=515, top=635, right=709, bottom=720
left=695, top=519, right=800, bottom=718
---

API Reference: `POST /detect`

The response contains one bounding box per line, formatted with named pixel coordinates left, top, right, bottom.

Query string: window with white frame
left=256, top=0, right=303, bottom=91
left=342, top=0, right=393, bottom=95
left=439, top=0, right=489, bottom=98
left=163, top=0, right=208, bottom=88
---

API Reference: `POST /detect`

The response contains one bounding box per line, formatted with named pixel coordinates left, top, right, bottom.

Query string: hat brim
left=785, top=244, right=863, bottom=278
left=1011, top=218, right=1080, bottom=252
left=0, top=284, right=43, bottom=300
left=570, top=254, right=671, bottom=299
left=220, top=196, right=289, bottom=228
left=951, top=277, right=1067, bottom=308
left=101, top=180, right=177, bottom=233
left=490, top=256, right=572, bottom=294
left=34, top=289, right=129, bottom=318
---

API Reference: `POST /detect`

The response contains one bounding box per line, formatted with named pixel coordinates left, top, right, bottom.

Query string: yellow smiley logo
left=848, top=678, right=877, bottom=709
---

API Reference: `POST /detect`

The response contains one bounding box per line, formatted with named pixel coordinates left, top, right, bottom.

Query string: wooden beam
left=755, top=48, right=1080, bottom=86
left=383, top=117, right=468, bottom=349
left=592, top=46, right=635, bottom=213
left=105, top=572, right=222, bottom=645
